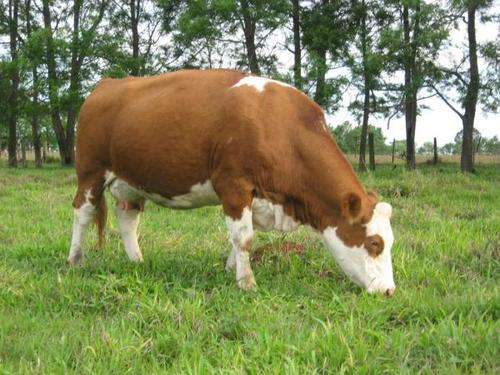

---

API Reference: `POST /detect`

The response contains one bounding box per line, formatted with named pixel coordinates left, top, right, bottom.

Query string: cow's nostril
left=384, top=288, right=395, bottom=297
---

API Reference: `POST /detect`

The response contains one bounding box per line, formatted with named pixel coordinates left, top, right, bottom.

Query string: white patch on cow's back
left=251, top=198, right=300, bottom=231
left=230, top=76, right=294, bottom=92
left=108, top=175, right=220, bottom=209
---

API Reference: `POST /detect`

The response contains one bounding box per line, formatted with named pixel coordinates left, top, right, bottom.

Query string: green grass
left=0, top=162, right=499, bottom=374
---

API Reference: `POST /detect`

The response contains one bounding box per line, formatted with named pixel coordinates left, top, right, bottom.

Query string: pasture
left=0, top=163, right=498, bottom=374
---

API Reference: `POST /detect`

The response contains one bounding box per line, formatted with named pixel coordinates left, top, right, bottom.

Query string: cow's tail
left=95, top=193, right=107, bottom=249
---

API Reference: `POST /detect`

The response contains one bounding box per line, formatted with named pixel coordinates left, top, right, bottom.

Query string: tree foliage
left=331, top=121, right=391, bottom=154
left=0, top=0, right=498, bottom=168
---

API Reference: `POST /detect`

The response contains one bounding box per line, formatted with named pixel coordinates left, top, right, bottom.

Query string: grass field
left=0, top=162, right=499, bottom=374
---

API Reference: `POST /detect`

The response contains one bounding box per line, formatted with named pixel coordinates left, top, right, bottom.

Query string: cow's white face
left=323, top=202, right=395, bottom=295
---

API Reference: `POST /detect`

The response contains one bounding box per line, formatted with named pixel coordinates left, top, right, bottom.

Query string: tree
left=454, top=128, right=482, bottom=145
left=402, top=1, right=419, bottom=169
left=430, top=0, right=497, bottom=172
left=481, top=136, right=500, bottom=154
left=302, top=0, right=355, bottom=109
left=0, top=62, right=10, bottom=156
left=41, top=0, right=106, bottom=165
left=417, top=141, right=434, bottom=154
left=347, top=0, right=392, bottom=171
left=7, top=0, right=19, bottom=167
left=25, top=0, right=42, bottom=167
left=291, top=0, right=302, bottom=89
left=440, top=142, right=460, bottom=155
left=331, top=121, right=390, bottom=155
left=173, top=0, right=288, bottom=74
left=379, top=0, right=447, bottom=170
left=105, top=0, right=175, bottom=77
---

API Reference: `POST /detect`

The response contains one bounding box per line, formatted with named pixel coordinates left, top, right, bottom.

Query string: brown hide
left=75, top=69, right=378, bottom=247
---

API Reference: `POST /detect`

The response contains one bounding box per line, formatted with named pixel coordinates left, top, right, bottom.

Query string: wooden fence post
left=433, top=137, right=438, bottom=164
left=391, top=138, right=395, bottom=164
left=369, top=132, right=375, bottom=171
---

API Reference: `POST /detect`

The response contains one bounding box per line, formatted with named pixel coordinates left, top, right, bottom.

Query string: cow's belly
left=107, top=172, right=300, bottom=230
left=251, top=198, right=300, bottom=232
left=107, top=172, right=220, bottom=209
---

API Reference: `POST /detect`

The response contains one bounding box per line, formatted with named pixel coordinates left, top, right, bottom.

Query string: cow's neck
left=284, top=136, right=366, bottom=231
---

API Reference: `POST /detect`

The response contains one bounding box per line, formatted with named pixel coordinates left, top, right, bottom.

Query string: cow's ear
left=341, top=192, right=362, bottom=224
left=367, top=190, right=379, bottom=202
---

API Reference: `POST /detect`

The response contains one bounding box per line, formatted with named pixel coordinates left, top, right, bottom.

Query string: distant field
left=344, top=153, right=500, bottom=165
left=4, top=151, right=499, bottom=167
left=0, top=163, right=499, bottom=373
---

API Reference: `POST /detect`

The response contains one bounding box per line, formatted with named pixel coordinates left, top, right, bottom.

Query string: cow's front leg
left=225, top=206, right=256, bottom=290
left=225, top=247, right=237, bottom=272
left=115, top=201, right=144, bottom=262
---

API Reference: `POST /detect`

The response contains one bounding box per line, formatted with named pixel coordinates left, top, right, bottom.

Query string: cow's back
left=76, top=70, right=244, bottom=193
left=76, top=69, right=328, bottom=199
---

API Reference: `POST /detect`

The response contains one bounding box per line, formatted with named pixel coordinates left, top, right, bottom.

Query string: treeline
left=333, top=121, right=500, bottom=156
left=0, top=0, right=498, bottom=172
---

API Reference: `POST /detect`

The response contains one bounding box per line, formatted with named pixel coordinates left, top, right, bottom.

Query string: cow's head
left=322, top=192, right=395, bottom=295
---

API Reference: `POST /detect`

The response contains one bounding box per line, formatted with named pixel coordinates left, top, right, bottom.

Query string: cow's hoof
left=67, top=251, right=83, bottom=266
left=127, top=255, right=144, bottom=263
left=225, top=259, right=236, bottom=272
left=237, top=275, right=257, bottom=290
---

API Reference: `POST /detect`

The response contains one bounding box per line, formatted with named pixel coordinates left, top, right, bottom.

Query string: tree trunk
left=26, top=0, right=42, bottom=168
left=368, top=132, right=375, bottom=171
left=130, top=0, right=141, bottom=76
left=42, top=0, right=89, bottom=165
left=403, top=3, right=419, bottom=170
left=359, top=88, right=370, bottom=172
left=240, top=0, right=261, bottom=75
left=358, top=0, right=369, bottom=172
left=31, top=87, right=42, bottom=168
left=461, top=5, right=479, bottom=173
left=64, top=0, right=84, bottom=165
left=292, top=0, right=302, bottom=89
left=42, top=0, right=72, bottom=165
left=7, top=0, right=19, bottom=168
left=313, top=47, right=327, bottom=106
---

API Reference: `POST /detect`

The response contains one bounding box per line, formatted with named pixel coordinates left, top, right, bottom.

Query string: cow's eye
left=365, top=235, right=384, bottom=257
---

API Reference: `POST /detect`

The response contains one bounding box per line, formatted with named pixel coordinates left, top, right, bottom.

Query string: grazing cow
left=68, top=69, right=395, bottom=295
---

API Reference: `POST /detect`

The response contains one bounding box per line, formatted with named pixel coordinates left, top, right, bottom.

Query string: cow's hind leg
left=109, top=179, right=145, bottom=262
left=68, top=176, right=105, bottom=265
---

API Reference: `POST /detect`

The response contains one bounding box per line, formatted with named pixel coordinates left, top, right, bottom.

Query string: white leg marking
left=225, top=207, right=255, bottom=289
left=115, top=204, right=143, bottom=262
left=68, top=190, right=95, bottom=265
left=225, top=247, right=237, bottom=272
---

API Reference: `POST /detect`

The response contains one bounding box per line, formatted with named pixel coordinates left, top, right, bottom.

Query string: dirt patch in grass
left=252, top=241, right=305, bottom=262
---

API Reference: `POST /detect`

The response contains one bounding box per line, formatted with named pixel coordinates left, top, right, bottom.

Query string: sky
left=1, top=1, right=498, bottom=148
left=329, top=95, right=499, bottom=148
left=327, top=4, right=500, bottom=147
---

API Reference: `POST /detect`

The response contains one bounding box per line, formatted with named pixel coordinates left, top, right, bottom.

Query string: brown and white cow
left=68, top=69, right=395, bottom=295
